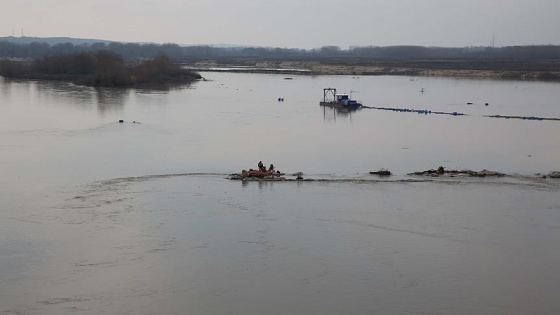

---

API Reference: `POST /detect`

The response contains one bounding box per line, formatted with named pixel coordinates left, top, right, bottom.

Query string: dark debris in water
left=544, top=171, right=560, bottom=178
left=408, top=166, right=505, bottom=177
left=370, top=168, right=391, bottom=176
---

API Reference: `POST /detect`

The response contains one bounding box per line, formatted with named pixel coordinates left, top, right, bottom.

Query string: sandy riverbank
left=185, top=59, right=560, bottom=80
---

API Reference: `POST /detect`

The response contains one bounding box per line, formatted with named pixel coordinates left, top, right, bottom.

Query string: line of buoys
left=484, top=115, right=560, bottom=121
left=362, top=106, right=465, bottom=117
left=362, top=106, right=559, bottom=121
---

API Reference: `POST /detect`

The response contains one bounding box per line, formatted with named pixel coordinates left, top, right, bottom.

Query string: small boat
left=243, top=169, right=279, bottom=177
left=319, top=88, right=362, bottom=109
left=228, top=169, right=286, bottom=181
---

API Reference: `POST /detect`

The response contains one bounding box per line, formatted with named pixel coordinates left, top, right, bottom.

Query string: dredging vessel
left=319, top=88, right=362, bottom=109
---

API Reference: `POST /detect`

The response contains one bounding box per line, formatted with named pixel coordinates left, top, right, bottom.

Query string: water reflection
left=0, top=77, right=10, bottom=99
left=0, top=78, right=196, bottom=116
left=133, top=81, right=196, bottom=93
left=322, top=106, right=361, bottom=122
left=93, top=87, right=128, bottom=115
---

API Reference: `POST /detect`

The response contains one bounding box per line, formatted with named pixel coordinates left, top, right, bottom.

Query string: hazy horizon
left=1, top=0, right=559, bottom=49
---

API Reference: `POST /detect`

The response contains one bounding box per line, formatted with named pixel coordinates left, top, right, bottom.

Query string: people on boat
left=258, top=161, right=266, bottom=172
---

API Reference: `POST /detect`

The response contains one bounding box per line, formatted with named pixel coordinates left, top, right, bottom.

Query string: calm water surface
left=1, top=73, right=560, bottom=314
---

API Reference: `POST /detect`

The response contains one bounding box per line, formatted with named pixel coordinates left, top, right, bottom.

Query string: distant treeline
left=1, top=40, right=560, bottom=61
left=0, top=51, right=201, bottom=87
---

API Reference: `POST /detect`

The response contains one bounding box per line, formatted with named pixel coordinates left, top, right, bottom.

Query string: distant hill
left=0, top=36, right=257, bottom=49
left=1, top=36, right=560, bottom=70
left=0, top=36, right=112, bottom=46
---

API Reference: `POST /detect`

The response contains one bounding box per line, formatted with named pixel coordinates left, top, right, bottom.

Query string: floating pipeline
left=484, top=114, right=560, bottom=121
left=362, top=106, right=465, bottom=117
left=362, top=105, right=560, bottom=121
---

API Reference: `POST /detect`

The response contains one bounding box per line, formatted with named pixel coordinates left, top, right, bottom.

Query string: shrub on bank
left=0, top=60, right=30, bottom=78
left=0, top=51, right=201, bottom=87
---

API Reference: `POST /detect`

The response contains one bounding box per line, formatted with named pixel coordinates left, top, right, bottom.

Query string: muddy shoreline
left=184, top=58, right=560, bottom=81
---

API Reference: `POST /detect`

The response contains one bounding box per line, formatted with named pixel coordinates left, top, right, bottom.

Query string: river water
left=1, top=73, right=560, bottom=314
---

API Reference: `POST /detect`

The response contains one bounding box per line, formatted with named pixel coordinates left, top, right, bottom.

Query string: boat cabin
left=320, top=87, right=362, bottom=108
left=335, top=94, right=359, bottom=106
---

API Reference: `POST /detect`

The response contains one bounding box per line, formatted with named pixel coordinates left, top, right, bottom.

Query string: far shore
left=183, top=58, right=560, bottom=81
left=0, top=53, right=202, bottom=88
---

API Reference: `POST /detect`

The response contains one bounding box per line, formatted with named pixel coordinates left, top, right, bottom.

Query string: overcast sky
left=2, top=0, right=559, bottom=48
